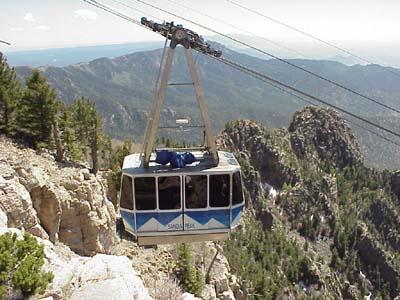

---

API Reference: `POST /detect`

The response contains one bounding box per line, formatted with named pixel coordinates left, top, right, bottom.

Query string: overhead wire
left=108, top=0, right=163, bottom=21
left=210, top=55, right=400, bottom=147
left=83, top=0, right=146, bottom=28
left=127, top=0, right=400, bottom=115
left=209, top=55, right=400, bottom=139
left=225, top=0, right=400, bottom=75
left=82, top=0, right=400, bottom=145
left=161, top=0, right=306, bottom=58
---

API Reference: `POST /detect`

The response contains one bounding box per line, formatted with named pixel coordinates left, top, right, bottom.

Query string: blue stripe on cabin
left=232, top=204, right=244, bottom=221
left=121, top=210, right=135, bottom=231
left=185, top=210, right=230, bottom=227
left=136, top=211, right=182, bottom=228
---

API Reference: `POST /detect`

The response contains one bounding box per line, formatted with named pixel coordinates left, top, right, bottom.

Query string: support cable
left=82, top=0, right=400, bottom=146
left=225, top=0, right=400, bottom=75
left=207, top=54, right=400, bottom=139
left=213, top=56, right=400, bottom=147
left=109, top=0, right=163, bottom=21
left=161, top=0, right=306, bottom=58
left=130, top=0, right=400, bottom=115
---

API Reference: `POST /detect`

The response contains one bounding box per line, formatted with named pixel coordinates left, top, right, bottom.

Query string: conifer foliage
left=16, top=69, right=57, bottom=147
left=0, top=233, right=53, bottom=299
left=0, top=53, right=20, bottom=134
left=176, top=243, right=204, bottom=296
left=0, top=54, right=116, bottom=174
left=70, top=97, right=105, bottom=174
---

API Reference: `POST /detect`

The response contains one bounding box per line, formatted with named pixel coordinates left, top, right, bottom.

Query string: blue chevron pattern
left=126, top=207, right=245, bottom=231
left=232, top=204, right=244, bottom=221
left=185, top=210, right=230, bottom=227
left=121, top=210, right=135, bottom=231
left=136, top=211, right=182, bottom=229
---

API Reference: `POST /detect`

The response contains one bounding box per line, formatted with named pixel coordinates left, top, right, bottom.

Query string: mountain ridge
left=13, top=45, right=400, bottom=169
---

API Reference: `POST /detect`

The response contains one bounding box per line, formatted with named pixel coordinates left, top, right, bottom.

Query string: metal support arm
left=143, top=43, right=219, bottom=167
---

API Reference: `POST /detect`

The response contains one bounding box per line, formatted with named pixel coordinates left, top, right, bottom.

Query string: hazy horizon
left=2, top=0, right=400, bottom=67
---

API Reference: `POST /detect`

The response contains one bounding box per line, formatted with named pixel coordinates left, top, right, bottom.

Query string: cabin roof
left=122, top=151, right=240, bottom=175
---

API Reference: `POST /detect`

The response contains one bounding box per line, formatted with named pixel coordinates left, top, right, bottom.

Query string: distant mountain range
left=4, top=41, right=164, bottom=67
left=12, top=43, right=400, bottom=169
left=7, top=35, right=400, bottom=68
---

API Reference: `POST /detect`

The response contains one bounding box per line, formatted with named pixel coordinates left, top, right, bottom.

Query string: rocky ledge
left=0, top=136, right=116, bottom=256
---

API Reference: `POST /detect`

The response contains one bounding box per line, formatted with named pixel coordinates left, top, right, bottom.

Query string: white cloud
left=24, top=13, right=35, bottom=22
left=33, top=25, right=50, bottom=31
left=74, top=9, right=97, bottom=21
left=10, top=27, right=24, bottom=32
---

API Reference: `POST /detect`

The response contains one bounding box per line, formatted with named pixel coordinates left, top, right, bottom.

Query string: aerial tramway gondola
left=119, top=18, right=245, bottom=245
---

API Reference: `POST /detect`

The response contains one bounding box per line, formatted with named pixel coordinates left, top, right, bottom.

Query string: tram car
left=119, top=150, right=245, bottom=245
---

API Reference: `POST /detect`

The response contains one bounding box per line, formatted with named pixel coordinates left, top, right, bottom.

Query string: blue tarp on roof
left=156, top=150, right=196, bottom=168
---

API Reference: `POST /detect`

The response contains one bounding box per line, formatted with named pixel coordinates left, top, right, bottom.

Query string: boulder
left=0, top=138, right=117, bottom=256
left=0, top=228, right=150, bottom=300
left=0, top=170, right=48, bottom=239
left=215, top=277, right=229, bottom=294
left=202, top=284, right=217, bottom=300
left=0, top=207, right=7, bottom=228
left=68, top=254, right=151, bottom=300
left=219, top=290, right=235, bottom=300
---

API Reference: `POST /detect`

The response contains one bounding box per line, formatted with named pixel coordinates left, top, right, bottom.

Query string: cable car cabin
left=119, top=150, right=245, bottom=246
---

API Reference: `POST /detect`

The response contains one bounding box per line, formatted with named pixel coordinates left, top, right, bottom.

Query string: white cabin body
left=119, top=150, right=245, bottom=245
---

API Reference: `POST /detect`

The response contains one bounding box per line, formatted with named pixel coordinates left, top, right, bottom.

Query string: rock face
left=0, top=163, right=49, bottom=239
left=218, top=116, right=340, bottom=237
left=0, top=137, right=116, bottom=255
left=220, top=120, right=300, bottom=190
left=356, top=224, right=400, bottom=297
left=218, top=107, right=400, bottom=298
left=68, top=254, right=151, bottom=300
left=0, top=227, right=151, bottom=300
left=288, top=106, right=362, bottom=168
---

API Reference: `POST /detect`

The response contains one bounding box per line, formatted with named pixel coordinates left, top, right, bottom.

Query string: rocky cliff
left=219, top=106, right=400, bottom=299
left=0, top=136, right=152, bottom=299
left=0, top=136, right=116, bottom=256
left=2, top=105, right=399, bottom=299
left=0, top=135, right=241, bottom=300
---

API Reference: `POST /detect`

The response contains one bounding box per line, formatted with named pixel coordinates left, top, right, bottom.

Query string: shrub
left=0, top=233, right=53, bottom=299
left=176, top=243, right=204, bottom=296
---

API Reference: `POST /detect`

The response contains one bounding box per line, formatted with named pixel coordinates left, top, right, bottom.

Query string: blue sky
left=1, top=0, right=400, bottom=52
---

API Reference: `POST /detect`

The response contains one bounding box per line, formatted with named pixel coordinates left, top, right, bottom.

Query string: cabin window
left=134, top=177, right=156, bottom=210
left=232, top=172, right=244, bottom=205
left=209, top=174, right=230, bottom=207
left=158, top=176, right=181, bottom=210
left=120, top=175, right=133, bottom=210
left=185, top=175, right=207, bottom=209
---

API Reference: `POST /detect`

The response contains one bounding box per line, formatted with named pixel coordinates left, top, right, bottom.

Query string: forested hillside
left=2, top=51, right=400, bottom=299
left=13, top=45, right=400, bottom=169
left=219, top=107, right=400, bottom=299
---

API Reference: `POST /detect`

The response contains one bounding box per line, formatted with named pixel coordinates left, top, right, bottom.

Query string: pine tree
left=58, top=102, right=85, bottom=161
left=0, top=233, right=53, bottom=298
left=0, top=53, right=21, bottom=134
left=109, top=139, right=132, bottom=190
left=70, top=97, right=104, bottom=174
left=15, top=69, right=56, bottom=147
left=176, top=243, right=204, bottom=296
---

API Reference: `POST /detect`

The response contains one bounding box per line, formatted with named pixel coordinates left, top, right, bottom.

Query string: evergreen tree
left=0, top=233, right=53, bottom=298
left=0, top=53, right=20, bottom=134
left=15, top=69, right=56, bottom=147
left=176, top=243, right=204, bottom=296
left=109, top=139, right=132, bottom=190
left=70, top=97, right=104, bottom=174
left=58, top=102, right=84, bottom=161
